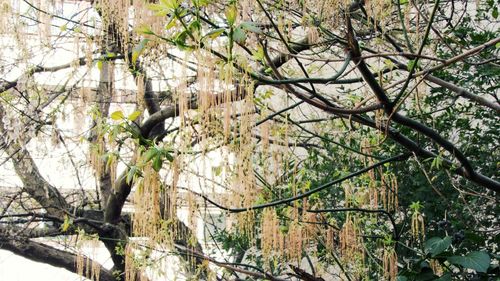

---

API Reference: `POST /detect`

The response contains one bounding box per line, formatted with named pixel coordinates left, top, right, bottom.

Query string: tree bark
left=0, top=238, right=116, bottom=281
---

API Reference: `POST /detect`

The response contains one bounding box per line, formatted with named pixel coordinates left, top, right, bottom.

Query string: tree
left=0, top=0, right=498, bottom=280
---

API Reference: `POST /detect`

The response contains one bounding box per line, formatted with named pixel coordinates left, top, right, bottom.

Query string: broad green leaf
left=147, top=5, right=169, bottom=16
left=240, top=22, right=262, bottom=34
left=225, top=4, right=237, bottom=26
left=425, top=236, right=452, bottom=257
left=447, top=251, right=490, bottom=273
left=152, top=155, right=163, bottom=172
left=205, top=28, right=225, bottom=39
left=110, top=111, right=125, bottom=120
left=148, top=3, right=166, bottom=11
left=137, top=26, right=155, bottom=35
left=232, top=27, right=246, bottom=43
left=97, top=60, right=103, bottom=70
left=128, top=111, right=141, bottom=121
left=126, top=166, right=138, bottom=184
left=160, top=0, right=179, bottom=10
left=143, top=148, right=158, bottom=163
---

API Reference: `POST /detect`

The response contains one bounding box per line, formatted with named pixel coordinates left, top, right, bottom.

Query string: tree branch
left=0, top=238, right=115, bottom=281
left=346, top=15, right=500, bottom=191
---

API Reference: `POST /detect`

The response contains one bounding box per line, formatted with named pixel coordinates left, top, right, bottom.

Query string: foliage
left=0, top=0, right=498, bottom=281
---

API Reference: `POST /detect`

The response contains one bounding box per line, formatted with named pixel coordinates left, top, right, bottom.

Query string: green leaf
left=110, top=111, right=125, bottom=120
left=399, top=0, right=409, bottom=4
left=213, top=165, right=222, bottom=176
left=192, top=0, right=210, bottom=7
left=152, top=155, right=163, bottom=172
left=105, top=152, right=117, bottom=171
left=148, top=3, right=168, bottom=16
left=61, top=215, right=72, bottom=232
left=232, top=27, right=246, bottom=44
left=407, top=59, right=419, bottom=71
left=384, top=59, right=395, bottom=69
left=409, top=201, right=423, bottom=212
left=137, top=26, right=155, bottom=35
left=174, top=30, right=189, bottom=49
left=425, top=236, right=452, bottom=257
left=132, top=39, right=150, bottom=64
left=97, top=60, right=103, bottom=71
left=143, top=148, right=158, bottom=163
left=252, top=45, right=264, bottom=61
left=279, top=225, right=288, bottom=233
left=447, top=251, right=490, bottom=273
left=240, top=22, right=262, bottom=34
left=205, top=28, right=225, bottom=39
left=163, top=151, right=174, bottom=162
left=165, top=16, right=177, bottom=30
left=496, top=42, right=500, bottom=49
left=128, top=111, right=141, bottom=121
left=131, top=53, right=139, bottom=65
left=492, top=7, right=498, bottom=19
left=431, top=155, right=443, bottom=170
left=188, top=20, right=201, bottom=33
left=126, top=166, right=138, bottom=184
left=225, top=4, right=237, bottom=26
left=159, top=0, right=179, bottom=10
